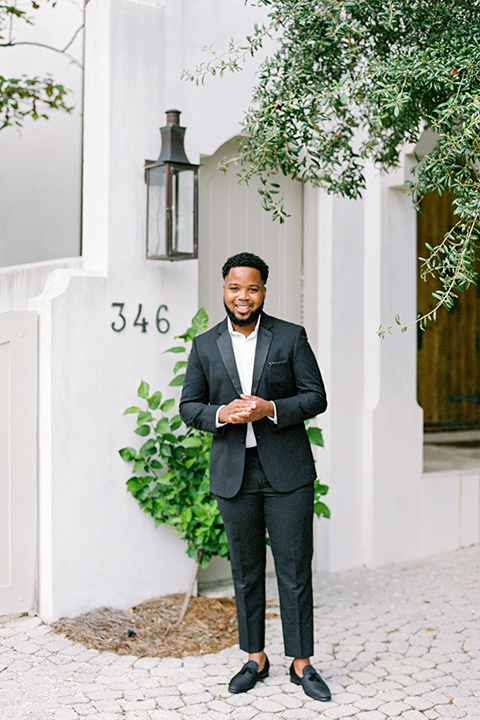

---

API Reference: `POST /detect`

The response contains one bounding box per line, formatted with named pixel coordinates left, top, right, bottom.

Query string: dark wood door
left=417, top=190, right=480, bottom=431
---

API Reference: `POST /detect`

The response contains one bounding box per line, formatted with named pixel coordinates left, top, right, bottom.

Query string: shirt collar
left=227, top=314, right=261, bottom=339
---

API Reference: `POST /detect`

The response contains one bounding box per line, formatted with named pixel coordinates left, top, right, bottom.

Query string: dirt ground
left=54, top=594, right=239, bottom=658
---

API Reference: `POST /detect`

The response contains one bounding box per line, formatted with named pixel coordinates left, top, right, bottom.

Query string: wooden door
left=417, top=191, right=480, bottom=431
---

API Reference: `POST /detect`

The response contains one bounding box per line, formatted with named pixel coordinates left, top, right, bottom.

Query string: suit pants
left=215, top=447, right=314, bottom=658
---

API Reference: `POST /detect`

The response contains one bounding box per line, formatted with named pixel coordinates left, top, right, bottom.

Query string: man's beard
left=223, top=300, right=264, bottom=328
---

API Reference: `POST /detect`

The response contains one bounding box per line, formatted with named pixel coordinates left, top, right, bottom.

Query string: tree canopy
left=0, top=1, right=80, bottom=130
left=186, top=0, right=480, bottom=326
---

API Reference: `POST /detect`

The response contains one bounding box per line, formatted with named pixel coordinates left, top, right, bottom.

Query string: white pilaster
left=362, top=168, right=424, bottom=566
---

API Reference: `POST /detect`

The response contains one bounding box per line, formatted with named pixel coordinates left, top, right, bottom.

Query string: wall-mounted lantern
left=145, top=109, right=199, bottom=260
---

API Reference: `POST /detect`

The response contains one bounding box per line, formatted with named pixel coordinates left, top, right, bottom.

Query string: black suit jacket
left=179, top=312, right=327, bottom=498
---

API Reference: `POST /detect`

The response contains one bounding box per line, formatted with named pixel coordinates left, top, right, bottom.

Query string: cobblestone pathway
left=0, top=546, right=479, bottom=719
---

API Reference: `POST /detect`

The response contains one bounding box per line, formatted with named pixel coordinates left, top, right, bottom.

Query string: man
left=179, top=252, right=330, bottom=701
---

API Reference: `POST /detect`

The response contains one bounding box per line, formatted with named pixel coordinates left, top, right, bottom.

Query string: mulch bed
left=53, top=594, right=239, bottom=658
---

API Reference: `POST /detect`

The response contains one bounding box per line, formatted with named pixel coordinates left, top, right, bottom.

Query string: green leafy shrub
left=306, top=425, right=330, bottom=519
left=119, top=308, right=229, bottom=570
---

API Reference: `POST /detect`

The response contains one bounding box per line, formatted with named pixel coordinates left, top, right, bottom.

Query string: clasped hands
left=218, top=394, right=274, bottom=424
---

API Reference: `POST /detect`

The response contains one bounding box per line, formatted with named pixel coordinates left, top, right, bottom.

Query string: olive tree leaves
left=0, top=0, right=81, bottom=130
left=185, top=0, right=480, bottom=328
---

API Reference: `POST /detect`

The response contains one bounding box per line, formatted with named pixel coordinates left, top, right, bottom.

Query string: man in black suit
left=179, top=252, right=330, bottom=701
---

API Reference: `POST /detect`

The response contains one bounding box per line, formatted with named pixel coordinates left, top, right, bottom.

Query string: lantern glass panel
left=171, top=167, right=195, bottom=254
left=146, top=164, right=166, bottom=258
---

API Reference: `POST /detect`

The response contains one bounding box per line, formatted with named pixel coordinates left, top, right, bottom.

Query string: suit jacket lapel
left=252, top=315, right=273, bottom=396
left=217, top=326, right=243, bottom=397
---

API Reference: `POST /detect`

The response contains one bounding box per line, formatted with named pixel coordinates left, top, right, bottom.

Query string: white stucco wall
left=0, top=258, right=81, bottom=313
left=31, top=0, right=274, bottom=621
left=0, top=0, right=83, bottom=267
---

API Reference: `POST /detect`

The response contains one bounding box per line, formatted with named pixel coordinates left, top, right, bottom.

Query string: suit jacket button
left=240, top=438, right=245, bottom=444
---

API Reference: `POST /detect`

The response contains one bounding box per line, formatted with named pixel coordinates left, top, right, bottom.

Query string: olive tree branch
left=0, top=23, right=84, bottom=68
left=182, top=18, right=277, bottom=84
left=378, top=212, right=479, bottom=337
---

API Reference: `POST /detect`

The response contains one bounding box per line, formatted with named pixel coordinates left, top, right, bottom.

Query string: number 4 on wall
left=134, top=304, right=148, bottom=332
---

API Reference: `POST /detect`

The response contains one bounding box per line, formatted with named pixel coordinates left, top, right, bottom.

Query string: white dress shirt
left=216, top=316, right=276, bottom=447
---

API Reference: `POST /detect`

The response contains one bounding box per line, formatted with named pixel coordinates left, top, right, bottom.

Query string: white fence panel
left=0, top=311, right=37, bottom=615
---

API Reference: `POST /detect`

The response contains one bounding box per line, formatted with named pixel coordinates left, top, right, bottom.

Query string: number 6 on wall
left=156, top=304, right=170, bottom=334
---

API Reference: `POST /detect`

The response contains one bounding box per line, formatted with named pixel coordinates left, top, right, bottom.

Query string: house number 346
left=111, top=303, right=170, bottom=334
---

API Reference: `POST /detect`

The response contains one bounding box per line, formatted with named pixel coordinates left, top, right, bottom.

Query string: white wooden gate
left=197, top=140, right=304, bottom=588
left=0, top=311, right=37, bottom=615
left=198, top=139, right=304, bottom=326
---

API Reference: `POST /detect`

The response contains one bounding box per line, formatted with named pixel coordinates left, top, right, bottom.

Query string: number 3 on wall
left=111, top=303, right=170, bottom=334
left=111, top=303, right=126, bottom=332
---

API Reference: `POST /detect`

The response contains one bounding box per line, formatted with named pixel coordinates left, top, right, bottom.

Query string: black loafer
left=290, top=662, right=331, bottom=701
left=228, top=655, right=270, bottom=694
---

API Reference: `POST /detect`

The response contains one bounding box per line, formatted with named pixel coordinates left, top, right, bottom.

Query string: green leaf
left=173, top=360, right=188, bottom=374
left=138, top=380, right=150, bottom=399
left=134, top=459, right=146, bottom=473
left=126, top=478, right=141, bottom=493
left=180, top=507, right=193, bottom=523
left=176, top=327, right=196, bottom=342
left=314, top=501, right=331, bottom=519
left=155, top=418, right=171, bottom=434
left=160, top=444, right=172, bottom=457
left=170, top=415, right=182, bottom=431
left=166, top=346, right=186, bottom=353
left=123, top=406, right=141, bottom=415
left=169, top=374, right=185, bottom=387
left=137, top=411, right=153, bottom=424
left=192, top=306, right=209, bottom=332
left=148, top=391, right=162, bottom=410
left=307, top=426, right=324, bottom=447
left=140, top=438, right=157, bottom=456
left=135, top=425, right=150, bottom=436
left=118, top=447, right=137, bottom=462
left=182, top=436, right=203, bottom=447
left=160, top=398, right=175, bottom=412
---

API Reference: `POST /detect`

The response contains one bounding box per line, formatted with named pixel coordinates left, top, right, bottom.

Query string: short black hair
left=222, top=252, right=269, bottom=284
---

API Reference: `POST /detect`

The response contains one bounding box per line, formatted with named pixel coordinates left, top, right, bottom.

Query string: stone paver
left=0, top=546, right=479, bottom=719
